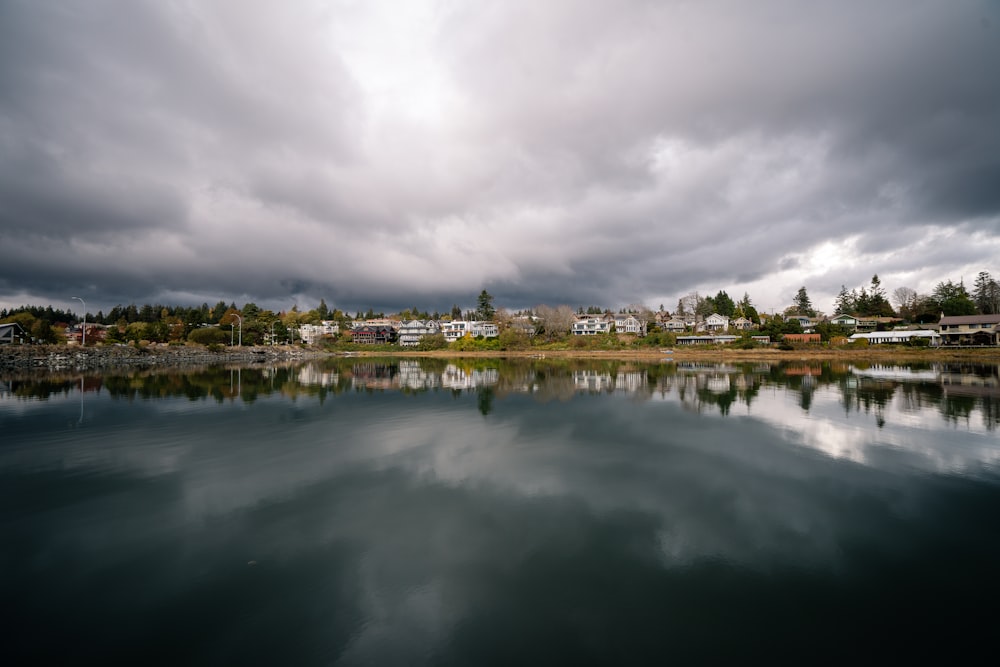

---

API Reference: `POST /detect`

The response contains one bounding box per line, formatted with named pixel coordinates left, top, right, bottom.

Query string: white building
left=849, top=330, right=940, bottom=346
left=572, top=315, right=612, bottom=336
left=441, top=320, right=499, bottom=342
left=613, top=314, right=647, bottom=336
left=298, top=320, right=340, bottom=344
left=704, top=313, right=730, bottom=332
left=397, top=320, right=441, bottom=347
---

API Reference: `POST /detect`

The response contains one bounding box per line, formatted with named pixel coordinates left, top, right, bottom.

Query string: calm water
left=3, top=358, right=999, bottom=664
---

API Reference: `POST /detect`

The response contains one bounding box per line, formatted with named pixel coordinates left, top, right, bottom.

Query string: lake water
left=3, top=358, right=999, bottom=664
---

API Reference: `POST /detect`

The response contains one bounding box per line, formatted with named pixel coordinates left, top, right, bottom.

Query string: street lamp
left=72, top=296, right=86, bottom=346
left=232, top=313, right=242, bottom=347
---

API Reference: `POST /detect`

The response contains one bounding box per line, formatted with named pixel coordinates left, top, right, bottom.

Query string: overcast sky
left=1, top=0, right=998, bottom=318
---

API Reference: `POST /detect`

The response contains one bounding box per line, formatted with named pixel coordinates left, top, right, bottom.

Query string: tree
left=791, top=287, right=816, bottom=317
left=316, top=299, right=330, bottom=320
left=713, top=291, right=736, bottom=318
left=211, top=301, right=229, bottom=323
left=476, top=290, right=496, bottom=320
left=865, top=275, right=894, bottom=316
left=188, top=326, right=228, bottom=346
left=973, top=271, right=1000, bottom=314
left=735, top=292, right=759, bottom=323
left=890, top=286, right=918, bottom=320
left=932, top=280, right=977, bottom=316
left=535, top=304, right=576, bottom=340
left=833, top=285, right=854, bottom=315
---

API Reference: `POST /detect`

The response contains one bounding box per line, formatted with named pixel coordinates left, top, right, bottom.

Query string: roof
left=938, top=314, right=1000, bottom=326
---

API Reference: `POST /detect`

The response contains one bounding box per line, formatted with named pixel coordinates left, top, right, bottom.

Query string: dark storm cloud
left=1, top=0, right=997, bottom=314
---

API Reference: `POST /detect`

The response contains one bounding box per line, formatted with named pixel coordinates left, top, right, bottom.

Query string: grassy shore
left=351, top=346, right=1000, bottom=363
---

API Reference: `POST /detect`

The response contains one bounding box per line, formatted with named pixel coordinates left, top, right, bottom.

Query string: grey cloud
left=1, top=1, right=998, bottom=314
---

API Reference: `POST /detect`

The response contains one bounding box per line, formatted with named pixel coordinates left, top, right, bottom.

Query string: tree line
left=2, top=271, right=997, bottom=347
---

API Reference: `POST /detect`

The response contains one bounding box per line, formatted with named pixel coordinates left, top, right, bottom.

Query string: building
left=849, top=330, right=941, bottom=345
left=703, top=313, right=730, bottom=332
left=783, top=333, right=821, bottom=343
left=676, top=335, right=740, bottom=345
left=0, top=322, right=28, bottom=345
left=730, top=317, right=755, bottom=331
left=351, top=325, right=396, bottom=345
left=441, top=320, right=499, bottom=342
left=661, top=317, right=688, bottom=332
left=572, top=315, right=612, bottom=336
left=613, top=313, right=647, bottom=336
left=937, top=314, right=1000, bottom=346
left=854, top=316, right=903, bottom=332
left=397, top=320, right=441, bottom=347
left=299, top=320, right=340, bottom=345
left=829, top=313, right=858, bottom=329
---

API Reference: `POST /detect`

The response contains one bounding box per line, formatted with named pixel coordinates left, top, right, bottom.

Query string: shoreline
left=2, top=343, right=997, bottom=372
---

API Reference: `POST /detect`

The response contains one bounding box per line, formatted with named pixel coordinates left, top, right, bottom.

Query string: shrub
left=188, top=326, right=229, bottom=346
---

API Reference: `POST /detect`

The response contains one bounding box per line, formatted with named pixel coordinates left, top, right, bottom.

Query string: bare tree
left=892, top=286, right=918, bottom=318
left=534, top=304, right=577, bottom=340
left=677, top=292, right=701, bottom=319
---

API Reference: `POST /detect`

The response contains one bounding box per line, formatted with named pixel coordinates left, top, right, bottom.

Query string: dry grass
left=353, top=346, right=1000, bottom=363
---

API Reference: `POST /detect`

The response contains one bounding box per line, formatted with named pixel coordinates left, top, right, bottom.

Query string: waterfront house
left=676, top=335, right=739, bottom=345
left=704, top=313, right=730, bottom=332
left=661, top=317, right=688, bottom=332
left=829, top=313, right=858, bottom=329
left=855, top=316, right=902, bottom=332
left=613, top=313, right=647, bottom=336
left=0, top=322, right=28, bottom=345
left=299, top=320, right=340, bottom=344
left=572, top=315, right=613, bottom=336
left=441, top=320, right=498, bottom=342
left=397, top=320, right=441, bottom=347
left=351, top=325, right=396, bottom=345
left=937, top=314, right=1000, bottom=346
left=849, top=330, right=941, bottom=345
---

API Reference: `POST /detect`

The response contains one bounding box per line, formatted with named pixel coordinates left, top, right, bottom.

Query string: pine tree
left=477, top=290, right=496, bottom=320
left=792, top=287, right=816, bottom=317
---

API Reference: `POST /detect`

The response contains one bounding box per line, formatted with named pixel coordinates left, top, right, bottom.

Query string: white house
left=613, top=313, right=647, bottom=336
left=572, top=315, right=613, bottom=336
left=661, top=317, right=688, bottom=332
left=849, top=330, right=940, bottom=346
left=397, top=320, right=441, bottom=347
left=441, top=320, right=498, bottom=342
left=704, top=313, right=730, bottom=332
left=830, top=313, right=858, bottom=329
left=298, top=320, right=340, bottom=344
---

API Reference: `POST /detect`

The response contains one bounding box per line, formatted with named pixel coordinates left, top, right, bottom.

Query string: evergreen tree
left=834, top=285, right=854, bottom=315
left=932, top=280, right=977, bottom=316
left=973, top=271, right=1000, bottom=314
left=713, top=290, right=736, bottom=317
left=476, top=290, right=496, bottom=320
left=735, top=292, right=759, bottom=323
left=866, top=275, right=894, bottom=316
left=792, top=287, right=816, bottom=317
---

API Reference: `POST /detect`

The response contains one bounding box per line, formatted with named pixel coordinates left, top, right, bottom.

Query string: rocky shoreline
left=0, top=344, right=332, bottom=371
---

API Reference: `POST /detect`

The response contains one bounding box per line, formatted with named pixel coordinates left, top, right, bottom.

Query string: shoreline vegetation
left=2, top=343, right=997, bottom=373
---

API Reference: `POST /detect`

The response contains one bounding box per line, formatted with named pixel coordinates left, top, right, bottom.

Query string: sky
left=1, top=0, right=998, bottom=318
